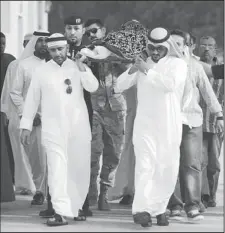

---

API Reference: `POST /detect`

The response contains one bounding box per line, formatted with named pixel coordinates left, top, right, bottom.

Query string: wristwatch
left=144, top=68, right=149, bottom=75
left=216, top=116, right=223, bottom=121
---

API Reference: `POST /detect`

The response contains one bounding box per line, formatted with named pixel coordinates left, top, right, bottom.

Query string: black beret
left=64, top=15, right=83, bottom=25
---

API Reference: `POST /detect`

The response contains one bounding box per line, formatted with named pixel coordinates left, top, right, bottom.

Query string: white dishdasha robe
left=20, top=58, right=99, bottom=217
left=114, top=55, right=187, bottom=216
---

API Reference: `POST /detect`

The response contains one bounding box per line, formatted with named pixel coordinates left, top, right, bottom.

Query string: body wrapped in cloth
left=79, top=20, right=149, bottom=62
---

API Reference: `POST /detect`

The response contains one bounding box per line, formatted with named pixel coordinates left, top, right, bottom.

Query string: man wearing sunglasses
left=39, top=15, right=93, bottom=219
left=20, top=33, right=99, bottom=226
left=114, top=27, right=188, bottom=227
left=84, top=18, right=128, bottom=211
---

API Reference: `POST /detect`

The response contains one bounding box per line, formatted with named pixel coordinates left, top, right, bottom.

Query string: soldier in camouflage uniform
left=84, top=19, right=127, bottom=210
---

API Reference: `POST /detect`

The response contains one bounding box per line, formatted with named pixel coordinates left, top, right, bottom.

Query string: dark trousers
left=201, top=132, right=223, bottom=202
left=168, top=125, right=202, bottom=213
left=4, top=123, right=15, bottom=184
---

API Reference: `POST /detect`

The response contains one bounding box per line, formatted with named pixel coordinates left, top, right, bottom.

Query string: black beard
left=68, top=40, right=82, bottom=47
left=34, top=51, right=49, bottom=60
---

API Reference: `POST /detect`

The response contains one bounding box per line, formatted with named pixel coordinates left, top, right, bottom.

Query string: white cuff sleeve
left=19, top=117, right=33, bottom=131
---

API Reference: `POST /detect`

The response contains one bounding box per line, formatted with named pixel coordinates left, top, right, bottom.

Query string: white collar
left=50, top=58, right=71, bottom=67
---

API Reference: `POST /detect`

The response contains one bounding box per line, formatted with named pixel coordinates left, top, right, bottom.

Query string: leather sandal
left=47, top=213, right=68, bottom=226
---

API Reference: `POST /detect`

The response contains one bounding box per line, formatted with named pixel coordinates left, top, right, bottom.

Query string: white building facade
left=1, top=1, right=51, bottom=58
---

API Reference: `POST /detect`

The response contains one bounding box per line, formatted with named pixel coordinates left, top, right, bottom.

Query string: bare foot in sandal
left=47, top=213, right=68, bottom=226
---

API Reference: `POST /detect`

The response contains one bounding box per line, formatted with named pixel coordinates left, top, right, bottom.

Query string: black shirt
left=0, top=53, right=16, bottom=95
left=211, top=64, right=224, bottom=80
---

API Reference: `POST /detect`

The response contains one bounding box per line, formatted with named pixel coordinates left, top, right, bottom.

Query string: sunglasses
left=64, top=79, right=72, bottom=94
left=85, top=28, right=100, bottom=37
left=147, top=44, right=165, bottom=53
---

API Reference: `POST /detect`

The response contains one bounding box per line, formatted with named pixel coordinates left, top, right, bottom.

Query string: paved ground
left=1, top=153, right=224, bottom=232
left=0, top=196, right=223, bottom=232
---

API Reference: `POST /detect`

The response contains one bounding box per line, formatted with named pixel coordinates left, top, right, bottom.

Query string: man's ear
left=101, top=27, right=106, bottom=36
left=192, top=44, right=196, bottom=50
left=82, top=27, right=86, bottom=35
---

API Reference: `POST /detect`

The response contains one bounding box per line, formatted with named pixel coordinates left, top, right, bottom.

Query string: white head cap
left=23, top=33, right=33, bottom=41
left=19, top=30, right=50, bottom=60
left=46, top=33, right=67, bottom=48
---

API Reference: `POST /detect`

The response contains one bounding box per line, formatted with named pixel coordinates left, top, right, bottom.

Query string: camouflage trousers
left=88, top=109, right=126, bottom=203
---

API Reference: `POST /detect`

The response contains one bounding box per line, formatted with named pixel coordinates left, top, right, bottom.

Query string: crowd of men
left=0, top=15, right=224, bottom=228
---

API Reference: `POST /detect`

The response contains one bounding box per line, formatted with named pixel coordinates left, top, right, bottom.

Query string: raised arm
left=79, top=63, right=99, bottom=92
left=20, top=72, right=41, bottom=131
left=114, top=66, right=138, bottom=93
left=197, top=63, right=222, bottom=114
left=145, top=58, right=187, bottom=92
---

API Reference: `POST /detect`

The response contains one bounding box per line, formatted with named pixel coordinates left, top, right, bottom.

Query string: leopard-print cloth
left=103, top=20, right=149, bottom=61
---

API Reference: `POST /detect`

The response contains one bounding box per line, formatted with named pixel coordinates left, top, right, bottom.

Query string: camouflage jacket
left=89, top=61, right=128, bottom=112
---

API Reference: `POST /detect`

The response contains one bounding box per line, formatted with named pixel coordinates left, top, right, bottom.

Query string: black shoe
left=46, top=213, right=68, bottom=226
left=31, top=191, right=44, bottom=205
left=74, top=209, right=86, bottom=221
left=133, top=212, right=152, bottom=227
left=119, top=195, right=134, bottom=205
left=98, top=184, right=110, bottom=211
left=201, top=195, right=209, bottom=208
left=83, top=208, right=93, bottom=217
left=39, top=209, right=55, bottom=218
left=207, top=200, right=216, bottom=207
left=156, top=213, right=169, bottom=226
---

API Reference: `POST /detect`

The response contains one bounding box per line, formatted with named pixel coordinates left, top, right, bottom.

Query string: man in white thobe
left=10, top=31, right=50, bottom=204
left=1, top=33, right=36, bottom=194
left=114, top=27, right=188, bottom=227
left=20, top=33, right=99, bottom=226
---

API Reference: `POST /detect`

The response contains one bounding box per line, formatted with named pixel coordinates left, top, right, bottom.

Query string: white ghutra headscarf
left=147, top=27, right=192, bottom=113
left=147, top=27, right=187, bottom=61
left=19, top=30, right=50, bottom=60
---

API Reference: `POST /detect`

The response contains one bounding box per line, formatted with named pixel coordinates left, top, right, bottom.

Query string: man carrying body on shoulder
left=20, top=33, right=98, bottom=226
left=39, top=15, right=93, bottom=218
left=84, top=18, right=127, bottom=211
